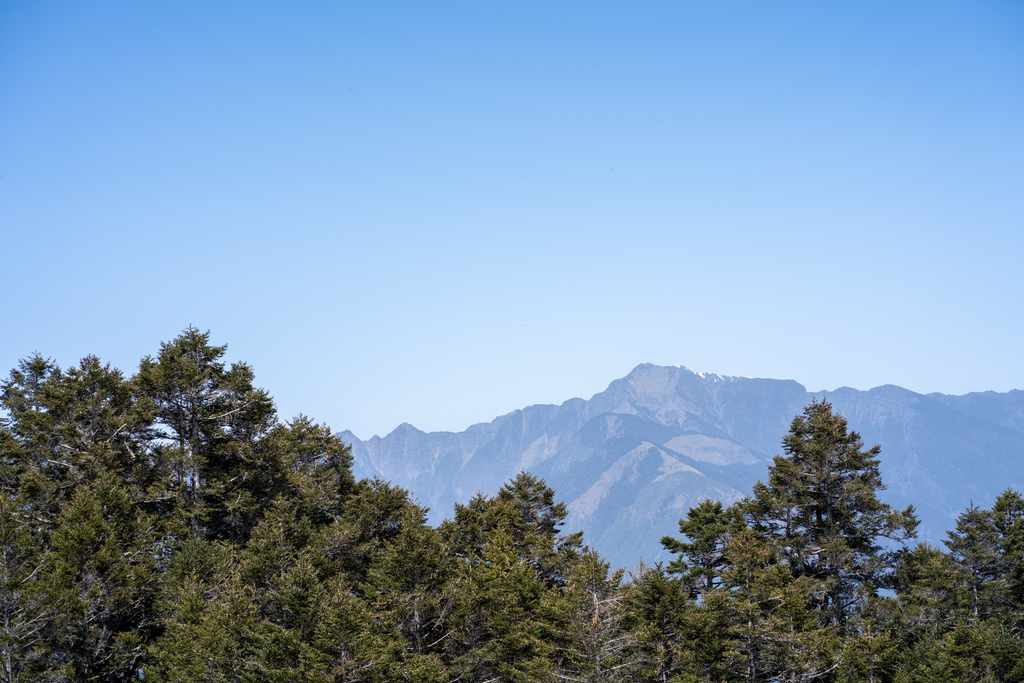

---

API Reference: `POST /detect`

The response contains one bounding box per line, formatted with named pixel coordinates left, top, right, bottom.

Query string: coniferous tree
left=134, top=327, right=276, bottom=541
left=662, top=499, right=745, bottom=600
left=262, top=415, right=355, bottom=524
left=494, top=472, right=583, bottom=586
left=891, top=543, right=962, bottom=641
left=148, top=557, right=259, bottom=682
left=992, top=489, right=1024, bottom=624
left=550, top=548, right=642, bottom=682
left=440, top=474, right=581, bottom=682
left=706, top=528, right=841, bottom=682
left=8, top=332, right=1024, bottom=681
left=0, top=494, right=69, bottom=683
left=744, top=400, right=917, bottom=633
left=326, top=477, right=421, bottom=584
left=361, top=508, right=456, bottom=670
left=446, top=472, right=582, bottom=587
left=1, top=357, right=70, bottom=682
left=905, top=619, right=1024, bottom=683
left=2, top=355, right=158, bottom=527
left=40, top=356, right=159, bottom=491
left=1, top=355, right=61, bottom=458
left=2, top=354, right=162, bottom=680
left=47, top=475, right=160, bottom=682
left=446, top=528, right=555, bottom=683
left=623, top=563, right=694, bottom=683
left=944, top=504, right=1005, bottom=621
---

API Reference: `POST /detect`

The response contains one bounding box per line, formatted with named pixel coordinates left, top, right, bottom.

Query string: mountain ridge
left=338, top=363, right=1024, bottom=569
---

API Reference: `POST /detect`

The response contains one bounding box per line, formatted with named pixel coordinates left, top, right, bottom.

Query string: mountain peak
left=626, top=362, right=745, bottom=384
left=389, top=422, right=424, bottom=437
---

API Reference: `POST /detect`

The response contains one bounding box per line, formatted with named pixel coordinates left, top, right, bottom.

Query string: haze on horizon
left=2, top=2, right=1022, bottom=439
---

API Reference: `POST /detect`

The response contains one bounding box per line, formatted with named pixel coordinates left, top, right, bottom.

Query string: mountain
left=338, top=364, right=1024, bottom=570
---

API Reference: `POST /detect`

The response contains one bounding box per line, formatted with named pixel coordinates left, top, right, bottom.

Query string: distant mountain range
left=338, top=363, right=1024, bottom=570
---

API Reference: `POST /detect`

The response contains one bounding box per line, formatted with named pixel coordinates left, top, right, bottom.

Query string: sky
left=2, top=1, right=1023, bottom=439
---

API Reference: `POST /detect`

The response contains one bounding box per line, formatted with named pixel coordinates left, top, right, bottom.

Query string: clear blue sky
left=2, top=1, right=1022, bottom=439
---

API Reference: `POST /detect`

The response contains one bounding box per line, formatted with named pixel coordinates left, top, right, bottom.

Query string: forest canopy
left=1, top=328, right=1022, bottom=682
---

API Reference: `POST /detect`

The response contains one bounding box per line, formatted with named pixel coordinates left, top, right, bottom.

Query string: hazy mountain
left=338, top=364, right=1024, bottom=570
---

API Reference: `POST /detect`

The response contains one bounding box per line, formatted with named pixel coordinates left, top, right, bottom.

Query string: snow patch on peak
left=671, top=365, right=750, bottom=382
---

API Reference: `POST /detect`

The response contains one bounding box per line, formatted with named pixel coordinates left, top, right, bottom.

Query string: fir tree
left=744, top=400, right=918, bottom=633
left=134, top=326, right=276, bottom=541
left=944, top=504, right=1005, bottom=621
left=662, top=498, right=745, bottom=600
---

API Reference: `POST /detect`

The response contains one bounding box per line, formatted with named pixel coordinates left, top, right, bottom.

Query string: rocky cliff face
left=339, top=364, right=1024, bottom=569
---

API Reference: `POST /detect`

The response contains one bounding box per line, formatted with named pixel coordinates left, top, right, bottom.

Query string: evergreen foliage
left=1, top=330, right=1020, bottom=681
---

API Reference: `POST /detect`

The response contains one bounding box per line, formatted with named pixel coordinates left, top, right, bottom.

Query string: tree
left=446, top=528, right=556, bottom=683
left=550, top=549, right=642, bottom=682
left=328, top=478, right=422, bottom=583
left=39, top=355, right=159, bottom=491
left=891, top=543, right=962, bottom=641
left=944, top=504, right=1004, bottom=621
left=904, top=620, right=1024, bottom=683
left=662, top=499, right=745, bottom=600
left=439, top=473, right=582, bottom=682
left=0, top=495, right=69, bottom=683
left=622, top=563, right=697, bottom=683
left=707, top=529, right=841, bottom=682
left=0, top=355, right=61, bottom=456
left=992, top=489, right=1024, bottom=623
left=147, top=552, right=258, bottom=683
left=261, top=415, right=355, bottom=524
left=1, top=354, right=157, bottom=524
left=134, top=327, right=276, bottom=540
left=744, top=400, right=917, bottom=632
left=1, top=354, right=162, bottom=681
left=445, top=472, right=582, bottom=588
left=46, top=475, right=160, bottom=682
left=362, top=511, right=456, bottom=656
left=359, top=511, right=455, bottom=682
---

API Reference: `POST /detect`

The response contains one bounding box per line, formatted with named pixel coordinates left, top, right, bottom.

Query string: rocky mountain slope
left=339, top=364, right=1024, bottom=569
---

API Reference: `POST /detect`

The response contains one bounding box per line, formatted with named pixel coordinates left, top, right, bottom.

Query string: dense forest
left=2, top=328, right=1022, bottom=682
